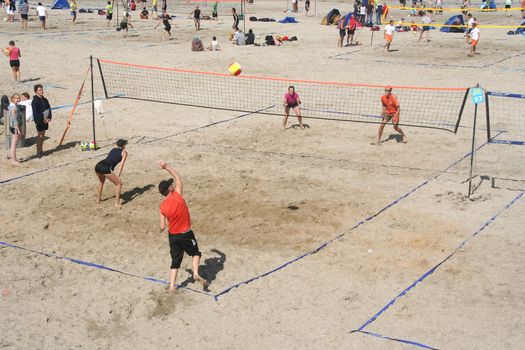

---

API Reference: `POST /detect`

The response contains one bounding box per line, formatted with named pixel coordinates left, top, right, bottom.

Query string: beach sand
left=1, top=1, right=524, bottom=348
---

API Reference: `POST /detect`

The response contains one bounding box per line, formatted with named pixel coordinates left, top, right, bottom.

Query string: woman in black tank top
left=95, top=139, right=128, bottom=208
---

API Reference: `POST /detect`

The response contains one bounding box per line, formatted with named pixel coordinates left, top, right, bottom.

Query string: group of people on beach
left=3, top=83, right=51, bottom=164
left=2, top=0, right=48, bottom=29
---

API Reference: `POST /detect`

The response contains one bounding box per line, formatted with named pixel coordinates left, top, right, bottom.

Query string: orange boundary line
left=98, top=58, right=467, bottom=91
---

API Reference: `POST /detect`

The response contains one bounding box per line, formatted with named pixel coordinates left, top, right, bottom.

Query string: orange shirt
left=381, top=94, right=399, bottom=115
left=160, top=192, right=191, bottom=234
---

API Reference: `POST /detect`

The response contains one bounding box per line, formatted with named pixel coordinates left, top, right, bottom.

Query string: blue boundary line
left=350, top=190, right=524, bottom=348
left=0, top=241, right=213, bottom=297
left=211, top=132, right=503, bottom=300
left=352, top=330, right=439, bottom=350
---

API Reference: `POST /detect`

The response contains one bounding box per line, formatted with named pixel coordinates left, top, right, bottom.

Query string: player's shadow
left=22, top=140, right=76, bottom=161
left=290, top=124, right=310, bottom=130
left=180, top=248, right=226, bottom=291
left=121, top=184, right=155, bottom=204
left=385, top=134, right=404, bottom=143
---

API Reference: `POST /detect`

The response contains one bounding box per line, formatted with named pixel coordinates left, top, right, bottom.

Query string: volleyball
left=4, top=47, right=11, bottom=55
left=89, top=141, right=97, bottom=150
left=228, top=62, right=242, bottom=76
left=80, top=141, right=88, bottom=151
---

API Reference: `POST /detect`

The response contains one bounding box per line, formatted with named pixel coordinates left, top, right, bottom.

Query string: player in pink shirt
left=282, top=86, right=305, bottom=130
left=4, top=41, right=21, bottom=81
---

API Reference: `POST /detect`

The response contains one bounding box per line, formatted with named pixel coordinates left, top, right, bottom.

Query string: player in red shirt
left=375, top=86, right=407, bottom=145
left=282, top=85, right=305, bottom=130
left=158, top=160, right=208, bottom=292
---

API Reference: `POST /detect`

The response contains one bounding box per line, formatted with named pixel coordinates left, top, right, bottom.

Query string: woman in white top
left=208, top=36, right=220, bottom=51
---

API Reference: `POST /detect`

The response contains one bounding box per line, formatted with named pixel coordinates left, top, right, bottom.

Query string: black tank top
left=105, top=148, right=123, bottom=169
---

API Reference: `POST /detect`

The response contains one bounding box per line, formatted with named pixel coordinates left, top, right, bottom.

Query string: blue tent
left=52, top=0, right=70, bottom=9
left=278, top=16, right=298, bottom=23
left=517, top=20, right=525, bottom=34
left=440, top=14, right=465, bottom=33
left=489, top=0, right=496, bottom=9
left=343, top=12, right=353, bottom=26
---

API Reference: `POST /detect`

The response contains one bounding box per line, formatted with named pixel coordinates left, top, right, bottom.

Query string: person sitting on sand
left=192, top=36, right=204, bottom=51
left=233, top=28, right=246, bottom=45
left=94, top=139, right=128, bottom=208
left=140, top=7, right=149, bottom=19
left=207, top=36, right=221, bottom=50
left=245, top=29, right=255, bottom=45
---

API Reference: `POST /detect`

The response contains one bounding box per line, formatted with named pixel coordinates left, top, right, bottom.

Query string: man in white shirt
left=36, top=2, right=47, bottom=29
left=384, top=19, right=395, bottom=52
left=233, top=29, right=246, bottom=45
left=468, top=23, right=480, bottom=57
left=418, top=12, right=432, bottom=42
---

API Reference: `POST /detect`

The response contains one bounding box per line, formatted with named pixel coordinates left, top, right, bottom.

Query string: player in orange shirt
left=158, top=160, right=208, bottom=292
left=375, top=86, right=407, bottom=145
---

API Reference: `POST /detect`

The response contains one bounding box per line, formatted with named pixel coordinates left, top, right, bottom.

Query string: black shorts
left=95, top=160, right=112, bottom=174
left=35, top=120, right=48, bottom=132
left=348, top=28, right=355, bottom=35
left=164, top=25, right=171, bottom=33
left=286, top=103, right=299, bottom=108
left=505, top=4, right=511, bottom=8
left=107, top=13, right=113, bottom=20
left=422, top=26, right=430, bottom=31
left=168, top=230, right=201, bottom=269
left=10, top=60, right=20, bottom=67
left=10, top=127, right=16, bottom=135
left=339, top=29, right=346, bottom=37
left=212, top=11, right=217, bottom=18
left=21, top=14, right=28, bottom=20
left=120, top=23, right=128, bottom=30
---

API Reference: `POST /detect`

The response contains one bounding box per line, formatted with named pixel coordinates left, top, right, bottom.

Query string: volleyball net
left=96, top=58, right=469, bottom=132
left=486, top=91, right=525, bottom=145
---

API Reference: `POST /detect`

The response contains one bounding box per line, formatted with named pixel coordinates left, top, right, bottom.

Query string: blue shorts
left=39, top=16, right=45, bottom=22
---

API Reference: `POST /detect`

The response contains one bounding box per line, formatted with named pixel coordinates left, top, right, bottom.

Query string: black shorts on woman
left=287, top=103, right=298, bottom=108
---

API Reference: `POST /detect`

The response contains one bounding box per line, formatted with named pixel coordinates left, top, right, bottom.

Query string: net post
left=97, top=58, right=109, bottom=99
left=485, top=90, right=491, bottom=142
left=467, top=84, right=479, bottom=198
left=454, top=88, right=470, bottom=134
left=90, top=55, right=97, bottom=149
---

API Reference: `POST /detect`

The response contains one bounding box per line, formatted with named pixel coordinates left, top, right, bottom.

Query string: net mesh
left=487, top=92, right=525, bottom=145
left=97, top=58, right=468, bottom=132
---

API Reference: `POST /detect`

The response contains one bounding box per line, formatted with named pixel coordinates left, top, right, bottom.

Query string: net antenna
left=95, top=58, right=470, bottom=133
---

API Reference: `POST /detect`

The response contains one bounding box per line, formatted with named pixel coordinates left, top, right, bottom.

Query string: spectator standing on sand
left=31, top=84, right=52, bottom=157
left=232, top=7, right=239, bottom=29
left=157, top=160, right=208, bottom=293
left=384, top=19, right=395, bottom=52
left=189, top=5, right=201, bottom=30
left=305, top=0, right=310, bottom=16
left=212, top=1, right=218, bottom=19
left=19, top=0, right=29, bottom=29
left=418, top=11, right=432, bottom=42
left=106, top=1, right=113, bottom=27
left=69, top=0, right=77, bottom=23
left=19, top=92, right=33, bottom=122
left=7, top=94, right=22, bottom=165
left=36, top=2, right=47, bottom=29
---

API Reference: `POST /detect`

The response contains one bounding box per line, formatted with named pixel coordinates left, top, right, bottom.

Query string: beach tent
left=51, top=0, right=70, bottom=9
left=440, top=14, right=465, bottom=33
left=489, top=0, right=497, bottom=9
left=517, top=20, right=525, bottom=34
left=278, top=16, right=298, bottom=23
left=321, top=9, right=340, bottom=25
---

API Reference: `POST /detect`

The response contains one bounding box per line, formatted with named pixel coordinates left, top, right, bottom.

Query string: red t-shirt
left=160, top=191, right=191, bottom=234
left=381, top=94, right=399, bottom=115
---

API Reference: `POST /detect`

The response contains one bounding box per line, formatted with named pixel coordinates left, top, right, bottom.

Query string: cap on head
left=116, top=139, right=128, bottom=148
left=158, top=178, right=174, bottom=196
left=385, top=85, right=393, bottom=91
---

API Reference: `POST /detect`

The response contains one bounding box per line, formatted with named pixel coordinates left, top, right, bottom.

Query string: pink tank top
left=284, top=92, right=298, bottom=105
left=9, top=47, right=20, bottom=61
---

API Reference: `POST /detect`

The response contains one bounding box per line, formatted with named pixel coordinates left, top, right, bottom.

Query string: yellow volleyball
left=228, top=62, right=242, bottom=76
